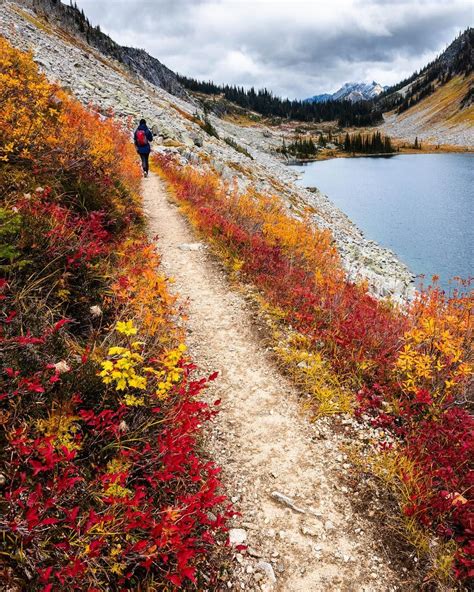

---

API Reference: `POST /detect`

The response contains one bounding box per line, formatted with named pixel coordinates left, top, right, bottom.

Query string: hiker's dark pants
left=139, top=152, right=150, bottom=173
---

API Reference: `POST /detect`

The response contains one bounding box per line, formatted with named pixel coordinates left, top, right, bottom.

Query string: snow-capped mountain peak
left=305, top=81, right=387, bottom=103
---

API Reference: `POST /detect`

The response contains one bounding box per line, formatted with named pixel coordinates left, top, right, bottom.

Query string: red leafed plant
left=154, top=153, right=473, bottom=585
left=0, top=38, right=230, bottom=590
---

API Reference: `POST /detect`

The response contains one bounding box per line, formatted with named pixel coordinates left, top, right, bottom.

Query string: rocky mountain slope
left=0, top=0, right=414, bottom=300
left=381, top=73, right=473, bottom=146
left=305, top=81, right=386, bottom=103
left=378, top=28, right=473, bottom=146
left=14, top=0, right=189, bottom=99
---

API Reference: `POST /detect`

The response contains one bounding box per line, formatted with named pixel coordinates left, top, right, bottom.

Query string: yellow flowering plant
left=100, top=321, right=188, bottom=405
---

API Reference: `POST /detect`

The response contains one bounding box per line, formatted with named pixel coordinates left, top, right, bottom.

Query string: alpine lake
left=292, top=153, right=473, bottom=291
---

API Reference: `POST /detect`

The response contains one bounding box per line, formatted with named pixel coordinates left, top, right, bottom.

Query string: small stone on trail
left=256, top=561, right=277, bottom=584
left=178, top=242, right=203, bottom=251
left=271, top=491, right=305, bottom=514
left=229, top=528, right=247, bottom=545
left=301, top=525, right=319, bottom=538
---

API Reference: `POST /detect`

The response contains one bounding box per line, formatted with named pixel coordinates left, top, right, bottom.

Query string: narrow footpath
left=143, top=173, right=403, bottom=592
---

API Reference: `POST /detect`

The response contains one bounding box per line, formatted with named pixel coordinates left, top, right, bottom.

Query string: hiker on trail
left=134, top=119, right=153, bottom=177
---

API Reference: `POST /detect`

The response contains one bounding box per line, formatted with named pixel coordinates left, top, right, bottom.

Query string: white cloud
left=72, top=0, right=472, bottom=98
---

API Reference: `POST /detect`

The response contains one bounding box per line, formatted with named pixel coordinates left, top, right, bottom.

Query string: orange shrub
left=0, top=35, right=142, bottom=221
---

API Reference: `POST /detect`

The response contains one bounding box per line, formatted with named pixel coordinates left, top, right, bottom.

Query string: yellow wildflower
left=122, top=393, right=145, bottom=406
left=116, top=320, right=138, bottom=336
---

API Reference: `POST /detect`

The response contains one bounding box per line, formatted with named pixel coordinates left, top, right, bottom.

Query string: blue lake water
left=292, top=154, right=473, bottom=290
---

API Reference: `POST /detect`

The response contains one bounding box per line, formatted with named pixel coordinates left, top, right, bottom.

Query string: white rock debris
left=229, top=528, right=248, bottom=546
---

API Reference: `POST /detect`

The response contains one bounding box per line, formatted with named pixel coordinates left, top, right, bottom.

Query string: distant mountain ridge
left=305, top=81, right=387, bottom=104
left=377, top=28, right=473, bottom=113
left=378, top=28, right=473, bottom=146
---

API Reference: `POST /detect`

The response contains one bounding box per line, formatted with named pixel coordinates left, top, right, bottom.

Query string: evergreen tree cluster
left=397, top=83, right=436, bottom=114
left=342, top=132, right=395, bottom=154
left=178, top=76, right=383, bottom=127
left=280, top=137, right=318, bottom=158
left=450, top=29, right=474, bottom=76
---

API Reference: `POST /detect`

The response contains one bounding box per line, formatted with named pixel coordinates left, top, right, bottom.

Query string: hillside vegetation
left=1, top=3, right=473, bottom=589
left=155, top=153, right=473, bottom=586
left=378, top=29, right=473, bottom=146
left=382, top=73, right=474, bottom=146
left=0, top=38, right=229, bottom=591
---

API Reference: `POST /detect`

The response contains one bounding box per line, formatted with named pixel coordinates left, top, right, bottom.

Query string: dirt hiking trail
left=143, top=173, right=403, bottom=592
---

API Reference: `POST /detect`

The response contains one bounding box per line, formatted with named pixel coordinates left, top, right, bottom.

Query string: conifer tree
left=344, top=133, right=351, bottom=152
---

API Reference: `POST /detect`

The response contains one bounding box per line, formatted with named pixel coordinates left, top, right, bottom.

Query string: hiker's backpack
left=136, top=129, right=148, bottom=147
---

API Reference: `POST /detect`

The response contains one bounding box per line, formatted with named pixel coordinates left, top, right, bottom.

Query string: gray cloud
left=72, top=0, right=472, bottom=99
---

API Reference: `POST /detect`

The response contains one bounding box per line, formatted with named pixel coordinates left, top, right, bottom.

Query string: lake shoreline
left=297, top=184, right=417, bottom=302
left=290, top=153, right=472, bottom=295
left=285, top=146, right=474, bottom=165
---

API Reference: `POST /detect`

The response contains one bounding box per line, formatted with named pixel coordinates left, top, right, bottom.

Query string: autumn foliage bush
left=0, top=37, right=229, bottom=590
left=155, top=154, right=473, bottom=584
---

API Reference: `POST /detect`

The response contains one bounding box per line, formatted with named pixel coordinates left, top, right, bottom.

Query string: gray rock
left=228, top=528, right=247, bottom=545
left=181, top=135, right=195, bottom=148
left=271, top=491, right=305, bottom=514
left=256, top=561, right=277, bottom=584
left=159, top=128, right=174, bottom=139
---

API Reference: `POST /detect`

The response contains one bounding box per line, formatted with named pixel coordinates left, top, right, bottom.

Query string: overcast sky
left=71, top=0, right=472, bottom=99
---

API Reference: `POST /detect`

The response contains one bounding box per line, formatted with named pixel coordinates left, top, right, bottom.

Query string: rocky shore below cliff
left=1, top=0, right=415, bottom=302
